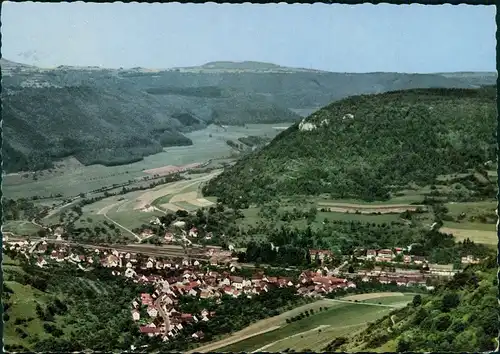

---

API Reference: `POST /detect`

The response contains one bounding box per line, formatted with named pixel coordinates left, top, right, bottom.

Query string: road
left=331, top=261, right=349, bottom=275
left=30, top=218, right=45, bottom=229
left=154, top=296, right=171, bottom=339
left=42, top=197, right=81, bottom=221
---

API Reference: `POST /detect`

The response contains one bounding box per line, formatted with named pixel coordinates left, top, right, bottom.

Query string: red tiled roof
left=229, top=276, right=243, bottom=283
left=139, top=326, right=161, bottom=334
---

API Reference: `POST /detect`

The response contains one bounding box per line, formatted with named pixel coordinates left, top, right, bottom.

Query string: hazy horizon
left=1, top=3, right=495, bottom=73
left=1, top=57, right=498, bottom=75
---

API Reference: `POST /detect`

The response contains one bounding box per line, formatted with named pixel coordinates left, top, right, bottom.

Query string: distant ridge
left=201, top=61, right=282, bottom=69
left=2, top=57, right=497, bottom=173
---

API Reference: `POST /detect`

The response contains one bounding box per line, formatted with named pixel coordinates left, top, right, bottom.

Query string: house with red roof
left=375, top=249, right=394, bottom=262
left=139, top=325, right=161, bottom=337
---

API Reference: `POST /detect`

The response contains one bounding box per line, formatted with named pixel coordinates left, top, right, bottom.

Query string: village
left=3, top=228, right=482, bottom=344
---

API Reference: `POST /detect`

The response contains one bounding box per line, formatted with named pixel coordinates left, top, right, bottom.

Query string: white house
left=147, top=306, right=158, bottom=318
left=173, top=221, right=186, bottom=228
left=189, top=227, right=198, bottom=238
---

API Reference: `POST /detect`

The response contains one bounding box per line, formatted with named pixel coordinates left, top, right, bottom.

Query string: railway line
left=5, top=236, right=211, bottom=261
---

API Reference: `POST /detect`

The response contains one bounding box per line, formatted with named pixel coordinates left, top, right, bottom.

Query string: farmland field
left=189, top=299, right=335, bottom=353
left=440, top=225, right=497, bottom=245
left=196, top=293, right=411, bottom=353
left=66, top=172, right=219, bottom=239
left=3, top=221, right=43, bottom=235
left=216, top=294, right=411, bottom=353
left=3, top=123, right=291, bottom=199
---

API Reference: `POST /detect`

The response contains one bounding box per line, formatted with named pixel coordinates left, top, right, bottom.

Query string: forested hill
left=2, top=58, right=496, bottom=173
left=203, top=86, right=497, bottom=204
left=328, top=256, right=498, bottom=352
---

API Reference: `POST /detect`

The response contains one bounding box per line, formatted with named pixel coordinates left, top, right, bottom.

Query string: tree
left=412, top=294, right=422, bottom=307
left=441, top=292, right=460, bottom=312
left=396, top=338, right=411, bottom=353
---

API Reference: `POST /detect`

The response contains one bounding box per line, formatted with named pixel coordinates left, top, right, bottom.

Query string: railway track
left=5, top=236, right=210, bottom=261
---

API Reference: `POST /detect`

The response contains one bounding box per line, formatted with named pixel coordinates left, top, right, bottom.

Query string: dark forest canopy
left=203, top=86, right=497, bottom=203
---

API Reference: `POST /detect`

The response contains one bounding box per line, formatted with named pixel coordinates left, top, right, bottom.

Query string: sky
left=1, top=2, right=496, bottom=73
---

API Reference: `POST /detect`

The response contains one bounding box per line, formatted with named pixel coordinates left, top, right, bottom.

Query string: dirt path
left=154, top=296, right=170, bottom=339
left=42, top=197, right=81, bottom=220
left=317, top=202, right=423, bottom=209
left=317, top=202, right=425, bottom=214
left=97, top=200, right=126, bottom=216
left=387, top=314, right=397, bottom=333
left=30, top=218, right=45, bottom=229
left=97, top=200, right=142, bottom=242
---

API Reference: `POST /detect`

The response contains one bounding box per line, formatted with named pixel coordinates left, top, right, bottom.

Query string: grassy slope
left=3, top=253, right=146, bottom=351
left=219, top=296, right=412, bottom=352
left=333, top=257, right=498, bottom=353
left=203, top=87, right=496, bottom=204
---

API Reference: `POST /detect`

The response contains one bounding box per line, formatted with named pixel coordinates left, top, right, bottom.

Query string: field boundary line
left=324, top=298, right=404, bottom=308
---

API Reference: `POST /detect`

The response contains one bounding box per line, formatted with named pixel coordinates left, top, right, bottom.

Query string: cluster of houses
left=3, top=236, right=481, bottom=343
left=141, top=222, right=214, bottom=245
left=353, top=247, right=480, bottom=266
left=130, top=268, right=313, bottom=341
left=295, top=271, right=357, bottom=296
left=310, top=247, right=427, bottom=265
